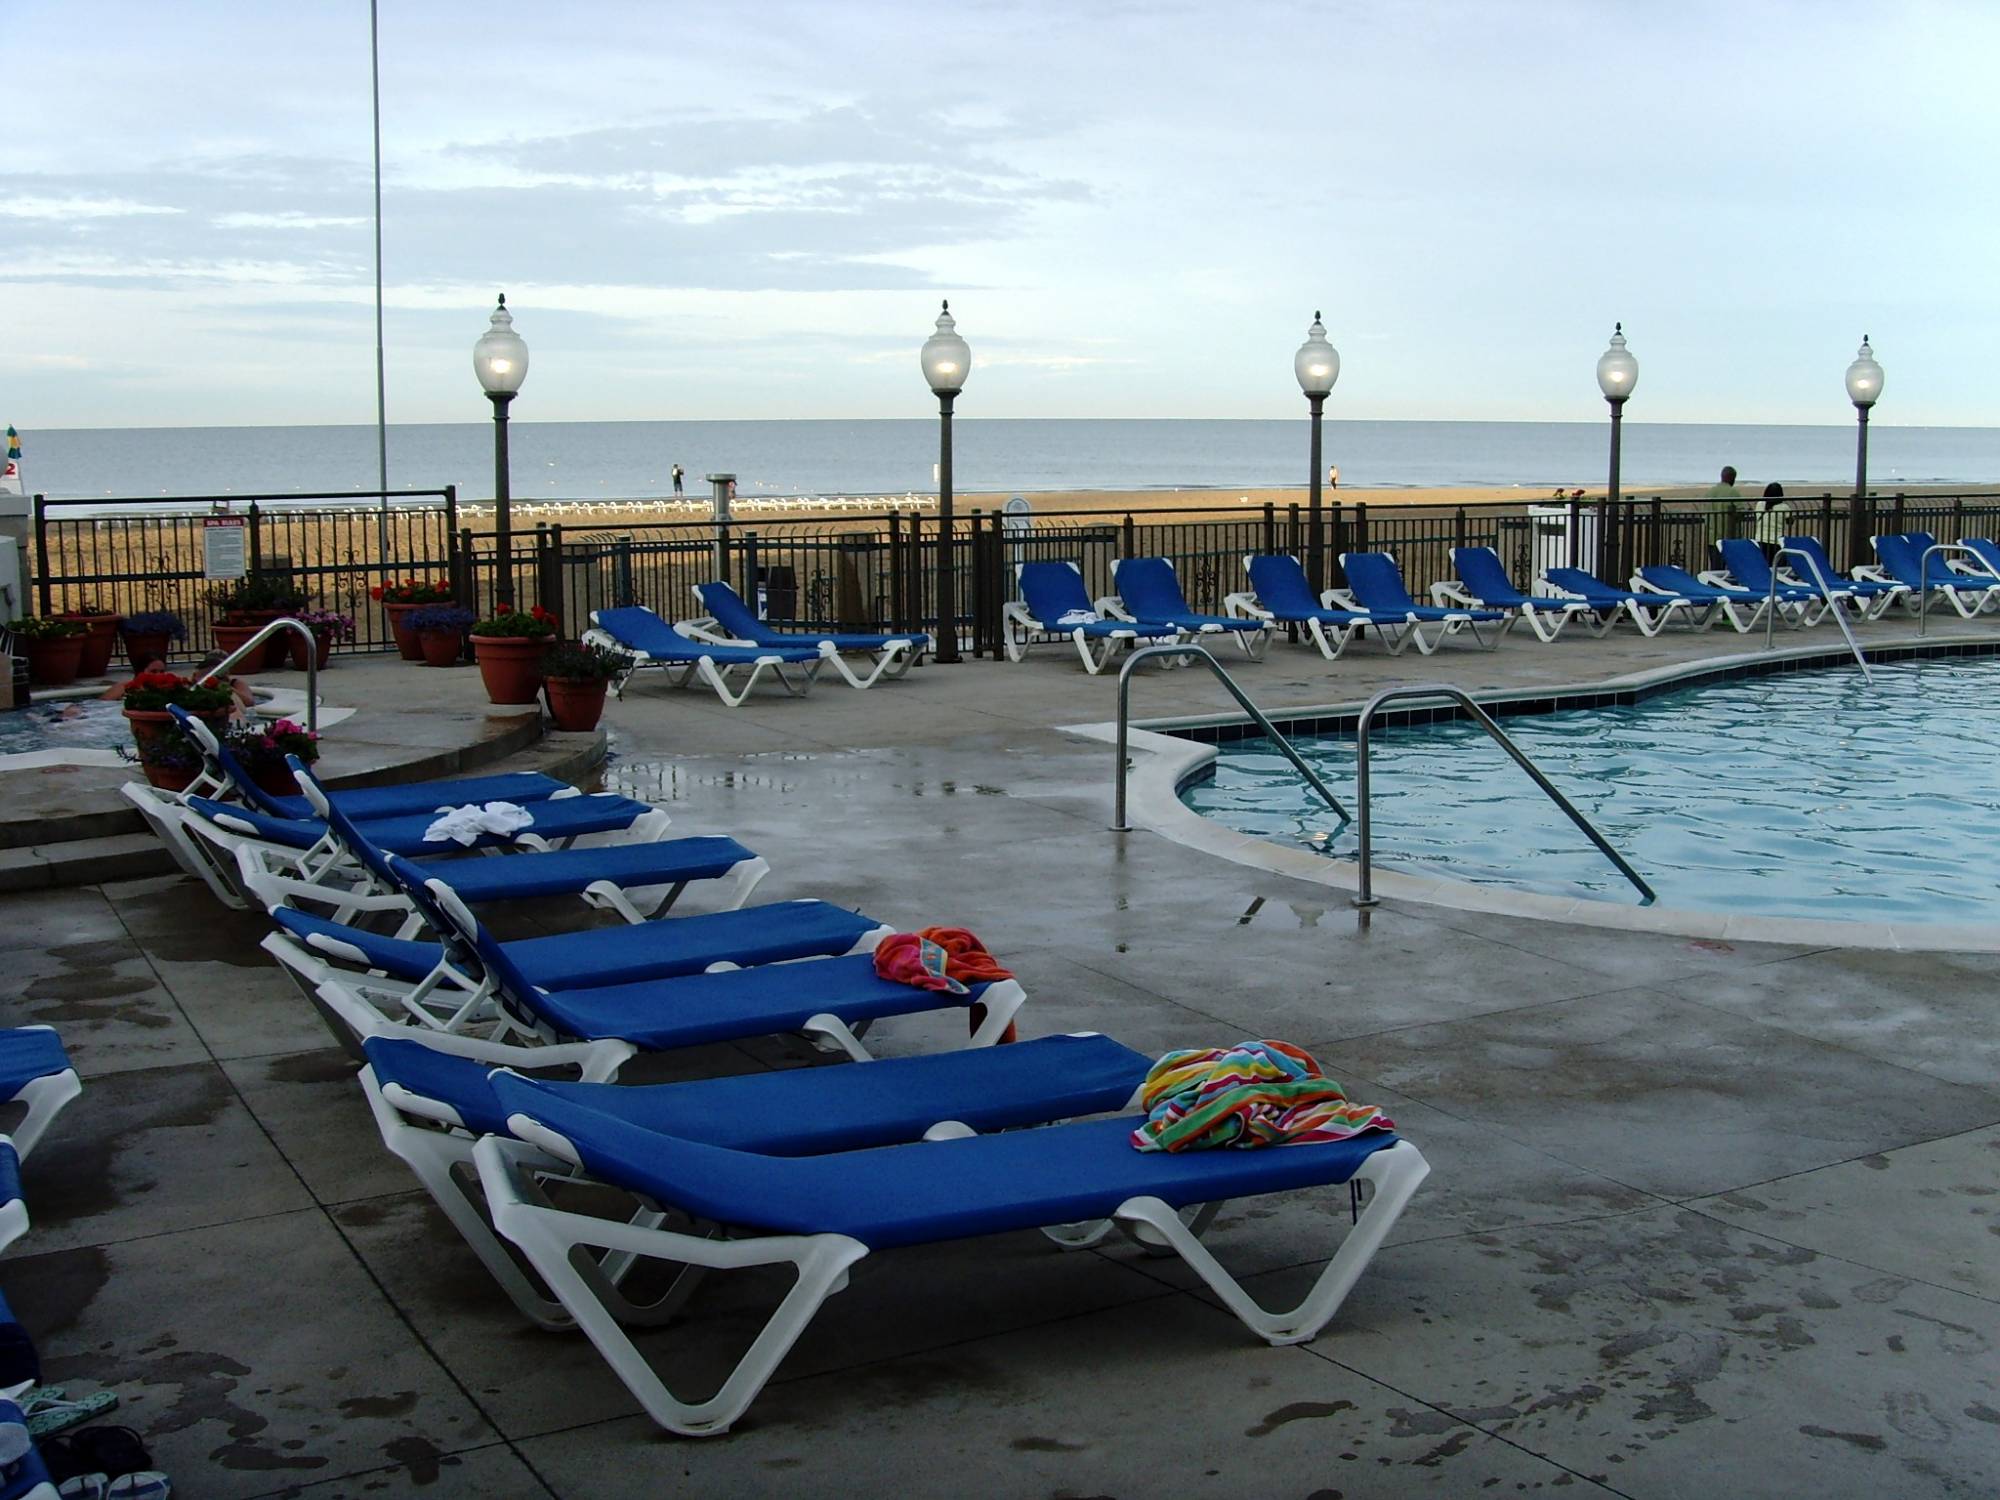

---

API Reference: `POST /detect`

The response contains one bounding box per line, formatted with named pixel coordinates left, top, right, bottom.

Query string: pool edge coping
left=1064, top=631, right=2000, bottom=954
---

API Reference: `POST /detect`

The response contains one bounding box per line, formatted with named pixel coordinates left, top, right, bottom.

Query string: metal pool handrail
left=1351, top=683, right=1655, bottom=910
left=1111, top=641, right=1349, bottom=833
left=195, top=616, right=319, bottom=734
left=1766, top=545, right=1871, bottom=683
left=1916, top=541, right=1998, bottom=638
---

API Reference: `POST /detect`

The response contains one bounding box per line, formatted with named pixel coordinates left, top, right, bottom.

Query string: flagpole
left=370, top=0, right=390, bottom=559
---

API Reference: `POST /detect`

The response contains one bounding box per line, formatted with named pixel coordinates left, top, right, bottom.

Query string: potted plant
left=539, top=640, right=629, bottom=732
left=371, top=579, right=457, bottom=661
left=223, top=717, right=320, bottom=798
left=208, top=577, right=306, bottom=667
left=119, top=609, right=187, bottom=670
left=292, top=609, right=355, bottom=670
left=118, top=669, right=237, bottom=750
left=470, top=603, right=560, bottom=705
left=121, top=724, right=207, bottom=793
left=56, top=603, right=122, bottom=678
left=405, top=604, right=476, bottom=668
left=7, top=616, right=89, bottom=686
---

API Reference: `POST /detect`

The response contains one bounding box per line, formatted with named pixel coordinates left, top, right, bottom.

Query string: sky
left=1, top=0, right=1995, bottom=430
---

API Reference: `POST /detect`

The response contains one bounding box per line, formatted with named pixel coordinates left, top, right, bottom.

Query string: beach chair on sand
left=1003, top=562, right=1180, bottom=672
left=1223, top=554, right=1401, bottom=659
left=1541, top=567, right=1701, bottom=637
left=232, top=760, right=767, bottom=929
left=473, top=1070, right=1429, bottom=1436
left=686, top=581, right=927, bottom=688
left=1104, top=557, right=1273, bottom=659
left=1338, top=551, right=1505, bottom=653
left=1866, top=535, right=2000, bottom=618
left=1634, top=564, right=1778, bottom=633
left=585, top=606, right=827, bottom=707
left=355, top=1030, right=1149, bottom=1328
left=0, top=1029, right=80, bottom=1163
left=1714, top=540, right=1846, bottom=627
left=1433, top=546, right=1601, bottom=641
left=1780, top=536, right=1909, bottom=620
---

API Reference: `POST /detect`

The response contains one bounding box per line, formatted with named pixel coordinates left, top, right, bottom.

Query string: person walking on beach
left=1754, top=482, right=1789, bottom=563
left=1704, top=465, right=1745, bottom=566
left=671, top=463, right=684, bottom=496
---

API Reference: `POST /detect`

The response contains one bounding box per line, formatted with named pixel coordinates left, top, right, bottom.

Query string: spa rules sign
left=203, top=516, right=247, bottom=580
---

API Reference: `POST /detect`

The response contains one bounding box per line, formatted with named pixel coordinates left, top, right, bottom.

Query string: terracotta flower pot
left=210, top=621, right=265, bottom=671
left=23, top=634, right=86, bottom=686
left=543, top=675, right=609, bottom=732
left=139, top=760, right=200, bottom=792
left=383, top=603, right=426, bottom=661
left=290, top=630, right=333, bottom=671
left=418, top=629, right=466, bottom=668
left=120, top=630, right=173, bottom=671
left=472, top=635, right=547, bottom=704
left=124, top=705, right=229, bottom=749
left=60, top=615, right=121, bottom=677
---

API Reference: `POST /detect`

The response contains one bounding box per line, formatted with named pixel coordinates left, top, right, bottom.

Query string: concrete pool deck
left=2, top=618, right=1998, bottom=1497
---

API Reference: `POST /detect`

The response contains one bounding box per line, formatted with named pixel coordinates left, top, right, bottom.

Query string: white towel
left=423, top=800, right=534, bottom=846
left=1055, top=609, right=1099, bottom=627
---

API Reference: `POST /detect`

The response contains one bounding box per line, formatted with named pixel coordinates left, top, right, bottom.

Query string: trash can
left=760, top=565, right=798, bottom=621
left=1527, top=504, right=1599, bottom=579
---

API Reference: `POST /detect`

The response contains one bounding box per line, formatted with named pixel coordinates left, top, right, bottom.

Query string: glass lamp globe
left=474, top=294, right=529, bottom=396
left=921, top=301, right=971, bottom=394
left=1845, top=336, right=1883, bottom=409
left=1596, top=323, right=1638, bottom=402
left=1294, top=312, right=1340, bottom=397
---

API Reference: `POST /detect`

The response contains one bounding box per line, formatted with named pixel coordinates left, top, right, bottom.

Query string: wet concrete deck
left=3, top=616, right=1998, bottom=1497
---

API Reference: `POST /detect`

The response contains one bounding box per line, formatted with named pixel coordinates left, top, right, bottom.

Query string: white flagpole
left=371, top=0, right=390, bottom=554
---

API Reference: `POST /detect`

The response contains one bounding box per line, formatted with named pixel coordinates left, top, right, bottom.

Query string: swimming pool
left=1180, top=657, right=2000, bottom=925
left=0, top=699, right=136, bottom=768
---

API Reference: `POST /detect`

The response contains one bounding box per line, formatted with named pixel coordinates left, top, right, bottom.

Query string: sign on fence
left=202, top=515, right=247, bottom=579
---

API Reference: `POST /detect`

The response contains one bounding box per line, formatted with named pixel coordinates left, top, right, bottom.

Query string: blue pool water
left=1180, top=658, right=2000, bottom=924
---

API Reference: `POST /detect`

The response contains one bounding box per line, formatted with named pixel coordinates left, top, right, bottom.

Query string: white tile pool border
left=1064, top=634, right=2000, bottom=954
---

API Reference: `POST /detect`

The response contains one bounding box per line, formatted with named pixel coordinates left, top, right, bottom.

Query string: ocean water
left=13, top=417, right=2000, bottom=507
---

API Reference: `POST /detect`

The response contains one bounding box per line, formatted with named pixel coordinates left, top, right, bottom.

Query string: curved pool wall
left=1084, top=637, right=2000, bottom=952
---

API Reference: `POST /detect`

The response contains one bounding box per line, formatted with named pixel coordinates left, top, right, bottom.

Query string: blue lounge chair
left=1634, top=564, right=1774, bottom=633
left=1869, top=534, right=2000, bottom=618
left=1958, top=536, right=2000, bottom=583
left=1780, top=535, right=1909, bottom=619
left=357, top=1031, right=1147, bottom=1327
left=586, top=605, right=828, bottom=707
left=1542, top=567, right=1700, bottom=637
left=1107, top=557, right=1272, bottom=659
left=1004, top=562, right=1180, bottom=672
left=233, top=760, right=767, bottom=928
left=1433, top=546, right=1601, bottom=641
left=1338, top=551, right=1504, bottom=653
left=473, top=1070, right=1430, bottom=1436
left=1715, top=539, right=1846, bottom=627
left=163, top=705, right=568, bottom=821
left=688, top=580, right=927, bottom=688
left=0, top=1143, right=23, bottom=1256
left=1224, top=554, right=1396, bottom=659
left=0, top=1028, right=80, bottom=1162
left=0, top=1399, right=58, bottom=1500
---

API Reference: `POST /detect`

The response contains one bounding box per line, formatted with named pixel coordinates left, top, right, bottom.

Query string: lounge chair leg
left=1111, top=1140, right=1430, bottom=1345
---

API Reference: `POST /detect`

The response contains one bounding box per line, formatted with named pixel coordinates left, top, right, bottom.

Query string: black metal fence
left=28, top=486, right=2000, bottom=663
left=32, top=489, right=457, bottom=655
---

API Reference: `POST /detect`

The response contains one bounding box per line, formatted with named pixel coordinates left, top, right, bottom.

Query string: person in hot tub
left=97, top=653, right=255, bottom=712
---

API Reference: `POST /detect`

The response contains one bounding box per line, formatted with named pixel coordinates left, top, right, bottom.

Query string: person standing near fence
left=671, top=462, right=684, bottom=496
left=1704, top=465, right=1744, bottom=566
left=1754, top=482, right=1789, bottom=563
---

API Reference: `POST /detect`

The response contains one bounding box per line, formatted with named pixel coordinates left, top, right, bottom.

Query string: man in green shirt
left=1704, top=465, right=1745, bottom=562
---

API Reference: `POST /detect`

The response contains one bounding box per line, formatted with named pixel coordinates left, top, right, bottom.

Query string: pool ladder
left=1110, top=644, right=1655, bottom=909
left=1765, top=546, right=1871, bottom=682
left=196, top=615, right=320, bottom=733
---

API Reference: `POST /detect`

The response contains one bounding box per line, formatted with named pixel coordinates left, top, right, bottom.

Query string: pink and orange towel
left=873, top=928, right=1018, bottom=1043
left=1131, top=1039, right=1393, bottom=1153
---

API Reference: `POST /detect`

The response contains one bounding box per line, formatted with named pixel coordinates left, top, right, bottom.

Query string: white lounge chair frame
left=1, top=1031, right=81, bottom=1163
left=680, top=590, right=921, bottom=690
left=1858, top=538, right=2000, bottom=619
left=1536, top=577, right=1701, bottom=637
left=1429, top=581, right=1597, bottom=642
left=1222, top=589, right=1361, bottom=660
left=1004, top=562, right=1181, bottom=673
left=1632, top=572, right=1771, bottom=633
left=473, top=1126, right=1429, bottom=1437
left=0, top=1147, right=26, bottom=1256
left=1101, top=559, right=1273, bottom=661
left=584, top=618, right=827, bottom=707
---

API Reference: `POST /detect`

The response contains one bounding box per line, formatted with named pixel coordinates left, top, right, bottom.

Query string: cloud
left=0, top=197, right=184, bottom=221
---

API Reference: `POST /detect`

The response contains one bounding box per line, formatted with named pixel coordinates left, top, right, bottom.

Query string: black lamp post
left=1596, top=321, right=1638, bottom=508
left=920, top=301, right=970, bottom=663
left=473, top=294, right=529, bottom=606
left=1293, top=312, right=1339, bottom=592
left=1846, top=334, right=1883, bottom=498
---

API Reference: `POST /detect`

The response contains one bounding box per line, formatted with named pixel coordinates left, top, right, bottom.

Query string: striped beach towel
left=1131, top=1039, right=1392, bottom=1153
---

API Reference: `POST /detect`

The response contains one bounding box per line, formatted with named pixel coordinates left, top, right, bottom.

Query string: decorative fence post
left=248, top=501, right=263, bottom=576
left=1261, top=501, right=1276, bottom=557
left=887, top=512, right=905, bottom=631
left=32, top=495, right=51, bottom=614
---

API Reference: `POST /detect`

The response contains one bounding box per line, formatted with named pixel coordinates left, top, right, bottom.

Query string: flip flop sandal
left=25, top=1392, right=119, bottom=1439
left=57, top=1476, right=110, bottom=1500
left=107, top=1474, right=170, bottom=1500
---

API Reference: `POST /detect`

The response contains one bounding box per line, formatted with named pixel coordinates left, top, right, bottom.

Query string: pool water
left=1181, top=658, right=2000, bottom=924
left=0, top=699, right=136, bottom=761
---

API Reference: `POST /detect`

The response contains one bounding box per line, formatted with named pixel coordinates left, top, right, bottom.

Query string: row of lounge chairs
left=2, top=1028, right=85, bottom=1500
left=119, top=721, right=1431, bottom=1438
left=1005, top=532, right=2000, bottom=672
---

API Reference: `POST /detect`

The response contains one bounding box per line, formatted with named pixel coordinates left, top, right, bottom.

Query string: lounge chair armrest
left=1321, top=588, right=1361, bottom=610
left=1851, top=565, right=1891, bottom=582
left=1696, top=569, right=1731, bottom=586
left=1431, top=581, right=1478, bottom=607
left=1536, top=576, right=1584, bottom=600
left=1095, top=596, right=1136, bottom=621
left=678, top=617, right=746, bottom=646
left=1001, top=601, right=1037, bottom=627
left=1221, top=592, right=1269, bottom=621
